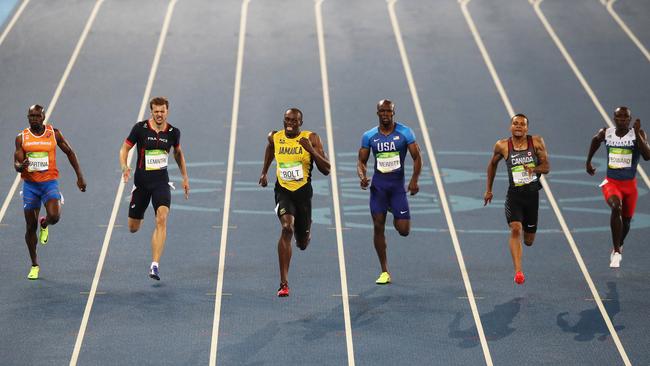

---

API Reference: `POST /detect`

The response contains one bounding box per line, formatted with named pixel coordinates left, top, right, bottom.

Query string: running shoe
left=149, top=265, right=160, bottom=280
left=375, top=271, right=391, bottom=285
left=27, top=265, right=39, bottom=280
left=610, top=252, right=622, bottom=268
left=39, top=217, right=48, bottom=245
left=514, top=271, right=525, bottom=285
left=277, top=283, right=289, bottom=297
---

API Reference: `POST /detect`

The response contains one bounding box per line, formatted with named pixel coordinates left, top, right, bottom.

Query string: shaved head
left=377, top=99, right=395, bottom=111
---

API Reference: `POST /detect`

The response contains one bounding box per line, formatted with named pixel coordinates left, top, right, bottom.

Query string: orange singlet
left=20, top=125, right=59, bottom=182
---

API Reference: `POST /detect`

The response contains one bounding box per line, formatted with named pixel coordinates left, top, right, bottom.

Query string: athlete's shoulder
left=395, top=122, right=416, bottom=142
left=361, top=126, right=379, bottom=148
left=362, top=126, right=379, bottom=137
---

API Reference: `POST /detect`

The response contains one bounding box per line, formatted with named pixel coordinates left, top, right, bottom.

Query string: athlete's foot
left=277, top=282, right=289, bottom=297
left=375, top=271, right=391, bottom=285
left=27, top=265, right=40, bottom=280
left=610, top=252, right=622, bottom=268
left=39, top=217, right=49, bottom=245
left=149, top=264, right=160, bottom=280
left=514, top=271, right=525, bottom=285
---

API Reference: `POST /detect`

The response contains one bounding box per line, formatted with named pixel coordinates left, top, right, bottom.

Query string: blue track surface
left=1, top=0, right=649, bottom=365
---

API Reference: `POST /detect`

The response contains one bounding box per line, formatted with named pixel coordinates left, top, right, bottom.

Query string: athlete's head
left=613, top=106, right=631, bottom=130
left=510, top=113, right=528, bottom=138
left=376, top=99, right=395, bottom=128
left=283, top=108, right=303, bottom=137
left=149, top=97, right=169, bottom=126
left=27, top=104, right=46, bottom=129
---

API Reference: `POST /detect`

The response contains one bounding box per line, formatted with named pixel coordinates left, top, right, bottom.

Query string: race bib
left=376, top=152, right=401, bottom=173
left=27, top=152, right=49, bottom=172
left=608, top=148, right=633, bottom=169
left=511, top=164, right=537, bottom=187
left=279, top=161, right=304, bottom=181
left=145, top=149, right=168, bottom=171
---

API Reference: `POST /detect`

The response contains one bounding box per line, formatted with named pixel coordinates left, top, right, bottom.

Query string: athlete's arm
left=586, top=128, right=606, bottom=176
left=633, top=119, right=650, bottom=161
left=13, top=135, right=28, bottom=173
left=259, top=131, right=275, bottom=187
left=119, top=142, right=133, bottom=183
left=407, top=142, right=421, bottom=195
left=484, top=140, right=505, bottom=206
left=530, top=135, right=550, bottom=175
left=55, top=129, right=86, bottom=192
left=302, top=132, right=330, bottom=176
left=357, top=147, right=371, bottom=190
left=173, top=144, right=190, bottom=199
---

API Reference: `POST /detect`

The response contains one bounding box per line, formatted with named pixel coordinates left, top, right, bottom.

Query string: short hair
left=149, top=97, right=169, bottom=110
left=511, top=113, right=529, bottom=126
left=285, top=107, right=303, bottom=120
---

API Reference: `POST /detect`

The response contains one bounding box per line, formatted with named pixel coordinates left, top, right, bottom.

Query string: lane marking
left=209, top=1, right=250, bottom=365
left=601, top=0, right=650, bottom=63
left=530, top=0, right=650, bottom=191
left=463, top=1, right=630, bottom=365
left=0, top=0, right=28, bottom=47
left=69, top=1, right=178, bottom=365
left=0, top=0, right=102, bottom=226
left=315, top=1, right=355, bottom=365
left=389, top=1, right=492, bottom=365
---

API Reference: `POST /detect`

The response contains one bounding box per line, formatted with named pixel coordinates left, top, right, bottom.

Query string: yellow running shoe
left=28, top=265, right=40, bottom=280
left=375, top=271, right=391, bottom=285
left=39, top=217, right=48, bottom=245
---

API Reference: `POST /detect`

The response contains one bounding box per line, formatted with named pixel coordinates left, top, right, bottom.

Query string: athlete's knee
left=524, top=233, right=535, bottom=246
left=128, top=219, right=142, bottom=233
left=281, top=221, right=294, bottom=238
left=296, top=236, right=310, bottom=250
left=509, top=222, right=523, bottom=237
left=26, top=221, right=38, bottom=233
left=155, top=207, right=169, bottom=226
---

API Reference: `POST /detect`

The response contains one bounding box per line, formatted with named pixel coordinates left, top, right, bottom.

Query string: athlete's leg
left=151, top=205, right=169, bottom=263
left=128, top=218, right=143, bottom=233
left=621, top=217, right=631, bottom=249
left=509, top=221, right=523, bottom=273
left=278, top=213, right=294, bottom=285
left=24, top=208, right=40, bottom=266
left=523, top=232, right=536, bottom=247
left=606, top=195, right=624, bottom=253
left=620, top=182, right=638, bottom=249
left=393, top=219, right=410, bottom=237
left=372, top=213, right=389, bottom=273
left=41, top=199, right=60, bottom=229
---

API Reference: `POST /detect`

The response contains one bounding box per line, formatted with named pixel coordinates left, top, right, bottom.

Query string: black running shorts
left=274, top=182, right=312, bottom=241
left=504, top=189, right=539, bottom=233
left=129, top=183, right=171, bottom=219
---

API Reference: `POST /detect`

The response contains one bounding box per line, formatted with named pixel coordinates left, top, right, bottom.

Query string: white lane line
left=209, top=0, right=250, bottom=364
left=0, top=0, right=104, bottom=226
left=315, top=0, right=355, bottom=365
left=388, top=1, right=493, bottom=365
left=0, top=0, right=29, bottom=47
left=531, top=0, right=650, bottom=191
left=602, top=0, right=650, bottom=62
left=463, top=1, right=631, bottom=365
left=69, top=1, right=178, bottom=365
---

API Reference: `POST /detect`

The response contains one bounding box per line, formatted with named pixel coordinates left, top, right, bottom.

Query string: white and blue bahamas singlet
left=361, top=122, right=416, bottom=182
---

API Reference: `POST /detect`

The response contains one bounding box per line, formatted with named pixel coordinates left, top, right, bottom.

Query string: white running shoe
left=610, top=252, right=622, bottom=268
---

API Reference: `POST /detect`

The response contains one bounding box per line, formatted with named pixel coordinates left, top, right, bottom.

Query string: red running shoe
left=277, top=283, right=289, bottom=297
left=514, top=271, right=525, bottom=285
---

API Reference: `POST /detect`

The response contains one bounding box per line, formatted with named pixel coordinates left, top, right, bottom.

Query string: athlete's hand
left=634, top=118, right=641, bottom=136
left=122, top=166, right=131, bottom=183
left=183, top=177, right=190, bottom=199
left=298, top=137, right=315, bottom=154
left=483, top=191, right=493, bottom=206
left=15, top=159, right=29, bottom=172
left=408, top=179, right=419, bottom=195
left=524, top=165, right=535, bottom=177
left=77, top=177, right=87, bottom=192
left=586, top=161, right=596, bottom=176
left=259, top=173, right=268, bottom=187
left=359, top=176, right=370, bottom=190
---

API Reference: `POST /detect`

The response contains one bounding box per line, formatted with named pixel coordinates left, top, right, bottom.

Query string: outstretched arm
left=484, top=141, right=504, bottom=206
left=55, top=129, right=86, bottom=192
left=302, top=132, right=330, bottom=176
left=357, top=147, right=370, bottom=190
left=173, top=145, right=189, bottom=199
left=586, top=128, right=606, bottom=176
left=407, top=142, right=422, bottom=195
left=259, top=132, right=275, bottom=187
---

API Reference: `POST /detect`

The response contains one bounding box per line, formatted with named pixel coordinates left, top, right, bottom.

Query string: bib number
left=27, top=152, right=49, bottom=172
left=511, top=164, right=537, bottom=186
left=279, top=161, right=304, bottom=181
left=608, top=148, right=633, bottom=169
left=145, top=149, right=168, bottom=171
left=376, top=152, right=401, bottom=173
